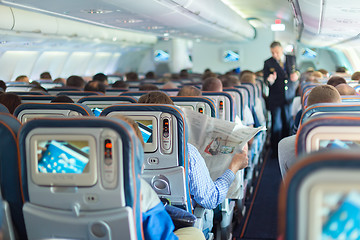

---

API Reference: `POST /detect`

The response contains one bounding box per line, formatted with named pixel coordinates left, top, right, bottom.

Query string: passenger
left=201, top=71, right=217, bottom=81
left=15, top=75, right=29, bottom=83
left=0, top=92, right=21, bottom=114
left=92, top=73, right=108, bottom=85
left=311, top=71, right=323, bottom=79
left=139, top=84, right=159, bottom=91
left=179, top=69, right=190, bottom=80
left=114, top=114, right=205, bottom=240
left=50, top=95, right=74, bottom=103
left=84, top=81, right=106, bottom=93
left=112, top=80, right=129, bottom=89
left=161, top=81, right=178, bottom=89
left=66, top=75, right=85, bottom=89
left=138, top=91, right=249, bottom=209
left=177, top=86, right=201, bottom=96
left=40, top=72, right=52, bottom=80
left=145, top=71, right=156, bottom=80
left=221, top=75, right=240, bottom=87
left=0, top=80, right=6, bottom=92
left=29, top=86, right=48, bottom=93
left=202, top=77, right=223, bottom=92
left=351, top=71, right=360, bottom=81
left=53, top=78, right=66, bottom=85
left=239, top=70, right=253, bottom=79
left=327, top=75, right=346, bottom=87
left=318, top=68, right=329, bottom=78
left=335, top=83, right=357, bottom=95
left=278, top=85, right=342, bottom=179
left=125, top=72, right=139, bottom=81
left=240, top=72, right=256, bottom=84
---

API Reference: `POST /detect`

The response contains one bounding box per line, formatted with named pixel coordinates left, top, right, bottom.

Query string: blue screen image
left=38, top=140, right=89, bottom=174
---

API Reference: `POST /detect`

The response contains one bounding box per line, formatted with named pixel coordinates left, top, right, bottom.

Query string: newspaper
left=181, top=107, right=266, bottom=199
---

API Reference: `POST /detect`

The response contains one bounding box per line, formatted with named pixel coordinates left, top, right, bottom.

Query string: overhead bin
left=292, top=0, right=360, bottom=47
left=0, top=5, right=157, bottom=45
left=0, top=0, right=255, bottom=42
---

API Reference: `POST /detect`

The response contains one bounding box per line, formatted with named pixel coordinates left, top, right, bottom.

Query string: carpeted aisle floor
left=233, top=150, right=282, bottom=240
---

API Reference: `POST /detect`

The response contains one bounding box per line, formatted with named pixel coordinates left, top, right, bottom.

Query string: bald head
left=307, top=85, right=341, bottom=107
left=335, top=83, right=357, bottom=96
left=202, top=77, right=223, bottom=92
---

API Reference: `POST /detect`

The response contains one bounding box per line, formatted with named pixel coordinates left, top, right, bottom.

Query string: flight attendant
left=263, top=41, right=298, bottom=157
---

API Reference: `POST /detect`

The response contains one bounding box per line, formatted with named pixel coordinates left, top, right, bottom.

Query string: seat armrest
left=165, top=205, right=196, bottom=230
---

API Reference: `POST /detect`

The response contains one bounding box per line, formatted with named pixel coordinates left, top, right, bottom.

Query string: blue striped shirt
left=187, top=143, right=235, bottom=209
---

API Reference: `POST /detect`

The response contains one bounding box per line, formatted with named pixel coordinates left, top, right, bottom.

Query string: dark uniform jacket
left=263, top=55, right=298, bottom=110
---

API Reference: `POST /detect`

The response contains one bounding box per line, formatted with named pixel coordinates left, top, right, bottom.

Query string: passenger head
left=0, top=80, right=6, bottom=92
left=161, top=81, right=178, bottom=89
left=202, top=77, right=223, bottom=92
left=92, top=73, right=108, bottom=85
left=145, top=71, right=156, bottom=79
left=53, top=78, right=66, bottom=85
left=351, top=71, right=360, bottom=81
left=270, top=41, right=283, bottom=61
left=15, top=75, right=29, bottom=83
left=318, top=69, right=329, bottom=77
left=0, top=93, right=21, bottom=114
left=179, top=69, right=189, bottom=79
left=138, top=84, right=159, bottom=91
left=66, top=75, right=85, bottom=88
left=202, top=71, right=217, bottom=81
left=335, top=83, right=357, bottom=96
left=239, top=70, right=253, bottom=79
left=51, top=95, right=74, bottom=103
left=336, top=66, right=347, bottom=73
left=138, top=91, right=174, bottom=105
left=327, top=76, right=346, bottom=87
left=125, top=72, right=139, bottom=81
left=84, top=81, right=106, bottom=93
left=30, top=86, right=47, bottom=93
left=312, top=71, right=323, bottom=79
left=221, top=75, right=240, bottom=87
left=240, top=73, right=256, bottom=84
left=40, top=72, right=52, bottom=80
left=112, top=80, right=129, bottom=89
left=112, top=114, right=145, bottom=148
left=177, top=86, right=202, bottom=96
left=307, top=85, right=341, bottom=107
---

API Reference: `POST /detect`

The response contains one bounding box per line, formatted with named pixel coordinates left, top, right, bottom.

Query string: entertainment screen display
left=223, top=50, right=239, bottom=62
left=319, top=139, right=360, bottom=150
left=135, top=120, right=153, bottom=143
left=154, top=50, right=170, bottom=62
left=37, top=140, right=90, bottom=174
left=321, top=191, right=360, bottom=239
left=91, top=107, right=103, bottom=117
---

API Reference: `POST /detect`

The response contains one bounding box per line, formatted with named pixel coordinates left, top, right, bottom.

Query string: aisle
left=233, top=150, right=282, bottom=240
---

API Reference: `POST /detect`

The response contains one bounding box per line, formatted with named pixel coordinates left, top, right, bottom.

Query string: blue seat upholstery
left=0, top=103, right=9, bottom=113
left=279, top=150, right=360, bottom=240
left=101, top=104, right=192, bottom=212
left=20, top=95, right=56, bottom=103
left=18, top=117, right=144, bottom=239
left=105, top=88, right=128, bottom=95
left=170, top=96, right=217, bottom=118
left=300, top=103, right=360, bottom=124
left=202, top=92, right=234, bottom=122
left=10, top=91, right=47, bottom=96
left=14, top=103, right=93, bottom=123
left=223, top=88, right=245, bottom=121
left=0, top=113, right=25, bottom=239
left=57, top=91, right=102, bottom=102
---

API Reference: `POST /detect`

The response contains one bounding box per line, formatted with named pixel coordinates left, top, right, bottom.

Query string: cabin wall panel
left=85, top=52, right=113, bottom=76
left=0, top=51, right=39, bottom=81
left=61, top=52, right=93, bottom=77
left=31, top=51, right=70, bottom=80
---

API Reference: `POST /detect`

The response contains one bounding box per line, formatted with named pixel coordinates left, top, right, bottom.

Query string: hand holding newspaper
left=181, top=107, right=266, bottom=199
